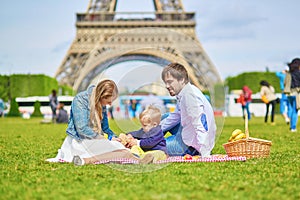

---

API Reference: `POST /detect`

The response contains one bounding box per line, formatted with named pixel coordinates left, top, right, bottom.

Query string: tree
left=31, top=101, right=43, bottom=117
left=7, top=98, right=20, bottom=117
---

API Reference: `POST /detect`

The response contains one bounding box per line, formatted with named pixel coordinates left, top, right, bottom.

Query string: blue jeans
left=242, top=102, right=251, bottom=120
left=280, top=93, right=292, bottom=118
left=287, top=96, right=298, bottom=130
left=161, top=113, right=199, bottom=156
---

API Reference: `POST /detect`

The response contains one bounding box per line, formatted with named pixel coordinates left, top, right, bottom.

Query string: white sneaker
left=45, top=149, right=63, bottom=162
left=290, top=129, right=297, bottom=132
left=72, top=155, right=85, bottom=166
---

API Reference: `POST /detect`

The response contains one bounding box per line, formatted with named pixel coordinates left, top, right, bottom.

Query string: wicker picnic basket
left=223, top=112, right=272, bottom=159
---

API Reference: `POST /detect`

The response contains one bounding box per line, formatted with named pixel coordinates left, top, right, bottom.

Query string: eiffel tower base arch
left=72, top=28, right=222, bottom=93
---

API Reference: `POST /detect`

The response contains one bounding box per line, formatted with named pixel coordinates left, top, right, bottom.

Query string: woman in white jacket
left=260, top=80, right=277, bottom=124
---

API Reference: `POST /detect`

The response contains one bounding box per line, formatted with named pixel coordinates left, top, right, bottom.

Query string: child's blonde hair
left=139, top=105, right=161, bottom=125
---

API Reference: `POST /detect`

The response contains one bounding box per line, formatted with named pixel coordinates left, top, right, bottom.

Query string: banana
left=228, top=136, right=234, bottom=142
left=228, top=129, right=246, bottom=142
left=231, top=129, right=242, bottom=138
left=233, top=133, right=246, bottom=141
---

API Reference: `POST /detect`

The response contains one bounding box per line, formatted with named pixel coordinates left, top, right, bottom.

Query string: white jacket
left=161, top=83, right=216, bottom=157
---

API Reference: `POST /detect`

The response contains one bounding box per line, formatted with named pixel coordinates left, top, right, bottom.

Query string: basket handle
left=244, top=110, right=249, bottom=139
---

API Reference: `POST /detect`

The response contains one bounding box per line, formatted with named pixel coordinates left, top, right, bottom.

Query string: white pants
left=47, top=136, right=126, bottom=162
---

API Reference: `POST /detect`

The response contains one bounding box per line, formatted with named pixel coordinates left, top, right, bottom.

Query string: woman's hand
left=95, top=134, right=105, bottom=140
left=111, top=137, right=121, bottom=142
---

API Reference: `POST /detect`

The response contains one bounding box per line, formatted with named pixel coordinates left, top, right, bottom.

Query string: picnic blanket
left=53, top=154, right=246, bottom=164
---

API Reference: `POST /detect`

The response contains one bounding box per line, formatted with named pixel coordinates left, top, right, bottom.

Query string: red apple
left=183, top=154, right=193, bottom=160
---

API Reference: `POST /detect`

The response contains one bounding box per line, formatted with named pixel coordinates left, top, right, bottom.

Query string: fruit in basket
left=231, top=129, right=242, bottom=138
left=233, top=133, right=246, bottom=141
left=228, top=129, right=246, bottom=142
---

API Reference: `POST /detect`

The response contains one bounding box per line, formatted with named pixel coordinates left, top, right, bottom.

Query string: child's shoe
left=130, top=145, right=145, bottom=157
left=139, top=153, right=154, bottom=164
left=145, top=150, right=167, bottom=163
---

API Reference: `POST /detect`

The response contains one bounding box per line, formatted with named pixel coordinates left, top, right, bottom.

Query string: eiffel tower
left=55, top=0, right=222, bottom=92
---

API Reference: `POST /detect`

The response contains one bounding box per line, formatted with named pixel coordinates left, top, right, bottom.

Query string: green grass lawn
left=0, top=116, right=299, bottom=200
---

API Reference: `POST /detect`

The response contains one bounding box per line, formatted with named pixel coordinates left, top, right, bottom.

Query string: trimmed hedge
left=0, top=75, right=9, bottom=101
left=0, top=74, right=74, bottom=117
left=59, top=84, right=75, bottom=96
left=9, top=74, right=58, bottom=98
left=0, top=74, right=74, bottom=100
left=225, top=72, right=280, bottom=93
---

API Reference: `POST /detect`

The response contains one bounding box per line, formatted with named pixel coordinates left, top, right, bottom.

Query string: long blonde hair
left=89, top=80, right=118, bottom=134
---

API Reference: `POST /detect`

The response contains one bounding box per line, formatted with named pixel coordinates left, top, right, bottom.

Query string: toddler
left=119, top=105, right=167, bottom=162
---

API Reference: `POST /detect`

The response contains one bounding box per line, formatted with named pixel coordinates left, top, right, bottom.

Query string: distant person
left=237, top=86, right=252, bottom=120
left=284, top=58, right=300, bottom=132
left=124, top=100, right=130, bottom=119
left=49, top=89, right=58, bottom=123
left=276, top=67, right=291, bottom=124
left=0, top=98, right=4, bottom=117
left=260, top=80, right=278, bottom=125
left=56, top=103, right=69, bottom=124
left=129, top=99, right=138, bottom=118
left=140, top=93, right=166, bottom=113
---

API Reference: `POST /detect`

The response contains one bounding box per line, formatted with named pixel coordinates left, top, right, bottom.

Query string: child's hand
left=124, top=135, right=135, bottom=148
left=127, top=134, right=134, bottom=140
left=128, top=139, right=138, bottom=147
left=125, top=142, right=131, bottom=148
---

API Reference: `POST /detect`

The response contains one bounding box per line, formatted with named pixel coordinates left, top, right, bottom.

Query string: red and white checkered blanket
left=154, top=155, right=246, bottom=164
left=57, top=154, right=246, bottom=164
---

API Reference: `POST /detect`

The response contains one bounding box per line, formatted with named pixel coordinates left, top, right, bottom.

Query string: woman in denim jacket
left=48, top=80, right=154, bottom=165
left=66, top=81, right=117, bottom=141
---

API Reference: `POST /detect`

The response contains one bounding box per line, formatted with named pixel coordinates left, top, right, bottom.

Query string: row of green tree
left=0, top=74, right=74, bottom=101
left=1, top=71, right=281, bottom=117
left=0, top=74, right=74, bottom=117
left=0, top=71, right=280, bottom=101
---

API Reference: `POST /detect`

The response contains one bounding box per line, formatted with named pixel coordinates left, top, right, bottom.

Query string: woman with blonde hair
left=47, top=79, right=154, bottom=165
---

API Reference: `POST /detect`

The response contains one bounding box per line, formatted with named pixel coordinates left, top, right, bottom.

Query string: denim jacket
left=66, top=85, right=115, bottom=141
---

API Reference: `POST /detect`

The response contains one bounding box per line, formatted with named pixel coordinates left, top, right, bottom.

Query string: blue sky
left=0, top=0, right=299, bottom=80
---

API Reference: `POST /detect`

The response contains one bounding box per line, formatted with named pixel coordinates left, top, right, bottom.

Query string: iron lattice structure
left=55, top=0, right=222, bottom=92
